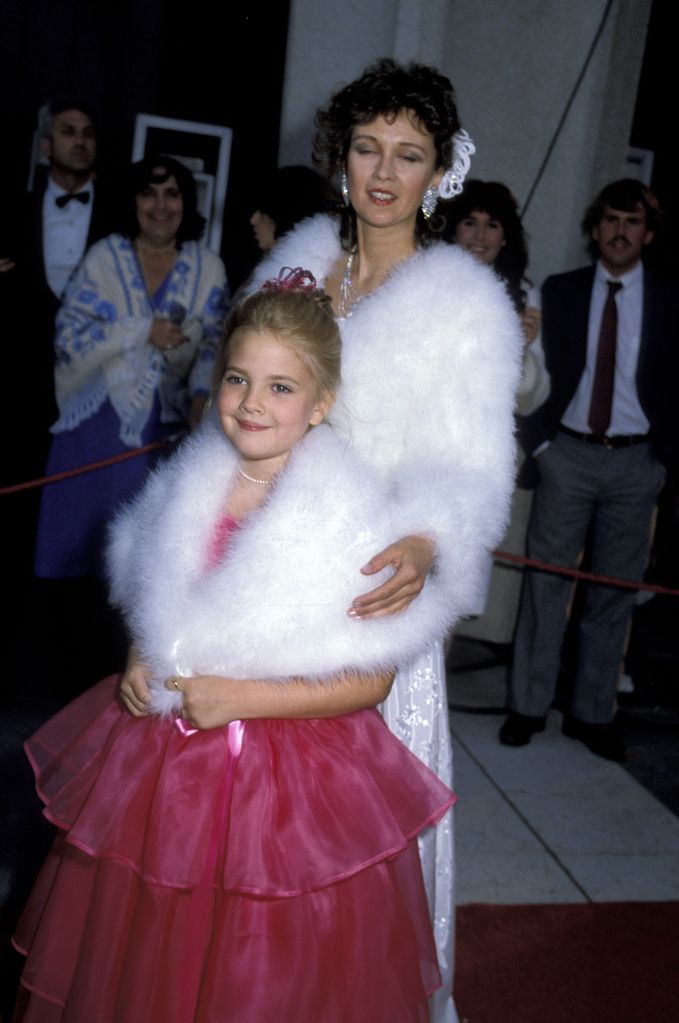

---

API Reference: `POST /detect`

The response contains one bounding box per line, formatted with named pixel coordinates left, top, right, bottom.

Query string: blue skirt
left=34, top=399, right=181, bottom=579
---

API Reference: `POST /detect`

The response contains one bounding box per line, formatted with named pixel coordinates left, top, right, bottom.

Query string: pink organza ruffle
left=14, top=675, right=455, bottom=1021
left=24, top=676, right=454, bottom=893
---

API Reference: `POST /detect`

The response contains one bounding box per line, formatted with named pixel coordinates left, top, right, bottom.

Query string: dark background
left=0, top=0, right=292, bottom=289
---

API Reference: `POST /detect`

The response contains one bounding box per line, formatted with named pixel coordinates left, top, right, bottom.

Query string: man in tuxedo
left=500, top=179, right=677, bottom=761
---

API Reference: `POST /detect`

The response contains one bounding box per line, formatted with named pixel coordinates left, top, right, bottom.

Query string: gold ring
left=171, top=676, right=181, bottom=691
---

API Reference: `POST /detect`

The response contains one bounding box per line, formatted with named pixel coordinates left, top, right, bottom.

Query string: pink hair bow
left=260, top=266, right=318, bottom=292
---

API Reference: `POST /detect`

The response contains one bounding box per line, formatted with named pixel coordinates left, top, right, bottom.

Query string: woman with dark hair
left=445, top=181, right=550, bottom=646
left=251, top=58, right=522, bottom=1021
left=34, top=154, right=227, bottom=580
left=444, top=179, right=544, bottom=360
left=249, top=164, right=326, bottom=252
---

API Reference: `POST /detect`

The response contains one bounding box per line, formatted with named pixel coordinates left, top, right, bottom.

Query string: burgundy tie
left=588, top=280, right=622, bottom=435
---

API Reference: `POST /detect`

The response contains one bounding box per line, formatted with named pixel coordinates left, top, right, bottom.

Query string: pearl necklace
left=237, top=466, right=272, bottom=486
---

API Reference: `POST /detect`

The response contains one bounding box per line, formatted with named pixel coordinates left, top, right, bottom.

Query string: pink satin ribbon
left=177, top=718, right=245, bottom=1017
left=174, top=716, right=198, bottom=737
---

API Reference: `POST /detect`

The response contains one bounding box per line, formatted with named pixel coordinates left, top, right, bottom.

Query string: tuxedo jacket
left=13, top=167, right=118, bottom=331
left=520, top=264, right=678, bottom=473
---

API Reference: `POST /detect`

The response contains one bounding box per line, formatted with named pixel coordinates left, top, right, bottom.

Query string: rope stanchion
left=0, top=437, right=177, bottom=496
left=493, top=548, right=679, bottom=598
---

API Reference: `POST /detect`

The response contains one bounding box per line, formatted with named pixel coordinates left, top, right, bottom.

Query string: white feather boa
left=108, top=423, right=454, bottom=715
left=251, top=215, right=524, bottom=615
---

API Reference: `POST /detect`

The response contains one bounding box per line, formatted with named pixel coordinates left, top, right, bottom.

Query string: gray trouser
left=510, top=432, right=664, bottom=724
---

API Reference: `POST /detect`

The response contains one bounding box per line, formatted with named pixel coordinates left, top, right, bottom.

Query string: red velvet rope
left=2, top=445, right=678, bottom=597
left=0, top=439, right=174, bottom=495
left=492, top=549, right=679, bottom=597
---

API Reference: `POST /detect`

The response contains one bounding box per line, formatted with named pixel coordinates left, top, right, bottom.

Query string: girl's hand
left=119, top=648, right=152, bottom=717
left=349, top=534, right=435, bottom=619
left=148, top=318, right=189, bottom=352
left=167, top=674, right=237, bottom=730
left=166, top=668, right=395, bottom=727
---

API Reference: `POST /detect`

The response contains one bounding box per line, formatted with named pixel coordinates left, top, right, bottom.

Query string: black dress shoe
left=499, top=712, right=546, bottom=747
left=562, top=715, right=627, bottom=763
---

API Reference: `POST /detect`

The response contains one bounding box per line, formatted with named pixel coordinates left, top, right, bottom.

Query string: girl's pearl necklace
left=237, top=465, right=272, bottom=486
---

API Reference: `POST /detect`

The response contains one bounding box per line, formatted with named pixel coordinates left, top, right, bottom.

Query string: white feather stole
left=107, top=424, right=454, bottom=715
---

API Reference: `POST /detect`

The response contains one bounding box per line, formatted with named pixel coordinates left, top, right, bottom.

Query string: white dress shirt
left=42, top=175, right=93, bottom=299
left=561, top=259, right=649, bottom=436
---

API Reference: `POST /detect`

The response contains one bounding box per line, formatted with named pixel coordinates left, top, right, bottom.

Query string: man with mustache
left=499, top=180, right=677, bottom=761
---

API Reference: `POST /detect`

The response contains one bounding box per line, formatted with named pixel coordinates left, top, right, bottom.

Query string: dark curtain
left=0, top=0, right=291, bottom=287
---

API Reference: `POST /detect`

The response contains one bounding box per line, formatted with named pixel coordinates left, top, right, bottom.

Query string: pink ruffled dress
left=13, top=517, right=455, bottom=1022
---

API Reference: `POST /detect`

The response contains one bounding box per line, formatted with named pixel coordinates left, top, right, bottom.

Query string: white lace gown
left=382, top=641, right=458, bottom=1023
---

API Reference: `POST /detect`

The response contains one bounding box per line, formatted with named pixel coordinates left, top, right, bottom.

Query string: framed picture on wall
left=626, top=147, right=654, bottom=186
left=132, top=114, right=232, bottom=254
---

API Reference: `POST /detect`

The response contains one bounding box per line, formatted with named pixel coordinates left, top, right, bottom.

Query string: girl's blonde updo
left=213, top=271, right=341, bottom=400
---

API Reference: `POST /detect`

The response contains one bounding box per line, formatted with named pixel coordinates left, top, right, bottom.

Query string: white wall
left=279, top=0, right=652, bottom=284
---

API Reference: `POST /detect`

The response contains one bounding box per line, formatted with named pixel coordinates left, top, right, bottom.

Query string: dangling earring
left=421, top=185, right=438, bottom=221
left=340, top=170, right=350, bottom=207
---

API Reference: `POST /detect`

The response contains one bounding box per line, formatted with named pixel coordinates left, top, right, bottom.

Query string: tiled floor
left=448, top=650, right=679, bottom=906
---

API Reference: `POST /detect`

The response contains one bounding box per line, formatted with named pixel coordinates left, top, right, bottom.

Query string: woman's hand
left=521, top=306, right=541, bottom=345
left=148, top=317, right=189, bottom=352
left=119, top=647, right=152, bottom=717
left=348, top=534, right=435, bottom=619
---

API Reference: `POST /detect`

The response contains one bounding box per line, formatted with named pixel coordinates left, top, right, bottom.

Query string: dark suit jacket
left=520, top=264, right=678, bottom=474
left=12, top=166, right=117, bottom=338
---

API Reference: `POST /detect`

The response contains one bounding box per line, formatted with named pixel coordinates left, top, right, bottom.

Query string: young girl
left=13, top=268, right=456, bottom=1023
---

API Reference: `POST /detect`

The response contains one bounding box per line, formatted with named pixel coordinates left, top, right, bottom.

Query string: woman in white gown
left=251, top=58, right=522, bottom=1021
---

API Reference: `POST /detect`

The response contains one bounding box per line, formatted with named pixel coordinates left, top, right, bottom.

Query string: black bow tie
left=55, top=191, right=91, bottom=209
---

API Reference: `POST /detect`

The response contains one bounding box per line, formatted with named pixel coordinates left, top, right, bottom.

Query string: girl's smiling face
left=217, top=328, right=334, bottom=479
left=346, top=109, right=441, bottom=233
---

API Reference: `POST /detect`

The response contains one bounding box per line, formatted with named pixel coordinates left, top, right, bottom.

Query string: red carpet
left=455, top=902, right=679, bottom=1023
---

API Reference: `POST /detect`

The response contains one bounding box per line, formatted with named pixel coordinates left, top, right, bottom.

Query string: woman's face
left=135, top=173, right=184, bottom=247
left=250, top=210, right=277, bottom=252
left=346, top=109, right=441, bottom=234
left=454, top=209, right=505, bottom=265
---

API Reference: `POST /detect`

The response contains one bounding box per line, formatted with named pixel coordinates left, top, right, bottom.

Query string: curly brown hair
left=313, top=58, right=461, bottom=249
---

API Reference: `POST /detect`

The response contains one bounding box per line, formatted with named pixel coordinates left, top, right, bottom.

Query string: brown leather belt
left=558, top=424, right=650, bottom=448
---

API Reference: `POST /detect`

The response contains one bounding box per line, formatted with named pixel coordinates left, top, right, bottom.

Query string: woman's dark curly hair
left=119, top=154, right=206, bottom=245
left=313, top=58, right=461, bottom=249
left=442, top=180, right=530, bottom=312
